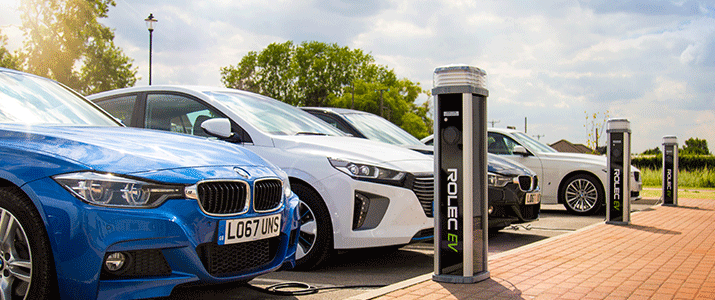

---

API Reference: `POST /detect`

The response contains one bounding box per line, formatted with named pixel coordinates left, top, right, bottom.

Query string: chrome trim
left=186, top=179, right=251, bottom=217
left=253, top=178, right=285, bottom=213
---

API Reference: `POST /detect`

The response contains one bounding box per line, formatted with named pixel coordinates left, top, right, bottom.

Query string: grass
left=639, top=167, right=715, bottom=200
left=640, top=167, right=715, bottom=188
left=641, top=187, right=715, bottom=200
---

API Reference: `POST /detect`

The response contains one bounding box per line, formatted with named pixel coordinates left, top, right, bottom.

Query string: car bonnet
left=487, top=154, right=536, bottom=176
left=0, top=125, right=274, bottom=177
left=272, top=135, right=434, bottom=173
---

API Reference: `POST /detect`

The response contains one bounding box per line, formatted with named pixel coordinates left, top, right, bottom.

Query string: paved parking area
left=354, top=197, right=715, bottom=299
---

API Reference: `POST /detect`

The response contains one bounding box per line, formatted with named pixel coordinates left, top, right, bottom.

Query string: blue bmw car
left=0, top=68, right=300, bottom=299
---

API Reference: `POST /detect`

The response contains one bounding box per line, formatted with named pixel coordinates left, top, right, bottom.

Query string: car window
left=510, top=131, right=558, bottom=153
left=95, top=95, right=136, bottom=125
left=146, top=94, right=222, bottom=137
left=488, top=132, right=523, bottom=155
left=203, top=91, right=344, bottom=136
left=313, top=113, right=352, bottom=134
left=0, top=71, right=119, bottom=126
left=341, top=113, right=423, bottom=147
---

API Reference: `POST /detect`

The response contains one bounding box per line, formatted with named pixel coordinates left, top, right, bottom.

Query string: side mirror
left=201, top=118, right=233, bottom=139
left=513, top=145, right=529, bottom=156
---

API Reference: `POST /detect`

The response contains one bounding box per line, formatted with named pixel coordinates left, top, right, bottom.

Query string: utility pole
left=533, top=134, right=545, bottom=140
left=376, top=88, right=388, bottom=117
left=488, top=120, right=500, bottom=127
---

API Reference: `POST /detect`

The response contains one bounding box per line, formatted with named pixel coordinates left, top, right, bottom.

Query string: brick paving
left=353, top=198, right=715, bottom=300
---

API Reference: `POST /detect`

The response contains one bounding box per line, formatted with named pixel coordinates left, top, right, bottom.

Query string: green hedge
left=632, top=154, right=715, bottom=171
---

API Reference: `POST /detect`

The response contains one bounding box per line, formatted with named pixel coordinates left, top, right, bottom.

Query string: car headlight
left=328, top=158, right=406, bottom=185
left=488, top=172, right=517, bottom=187
left=53, top=172, right=184, bottom=208
left=275, top=168, right=293, bottom=198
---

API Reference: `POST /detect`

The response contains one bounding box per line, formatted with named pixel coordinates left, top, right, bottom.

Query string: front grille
left=197, top=181, right=248, bottom=215
left=196, top=237, right=279, bottom=277
left=517, top=175, right=533, bottom=192
left=101, top=249, right=172, bottom=279
left=411, top=176, right=434, bottom=217
left=254, top=179, right=283, bottom=212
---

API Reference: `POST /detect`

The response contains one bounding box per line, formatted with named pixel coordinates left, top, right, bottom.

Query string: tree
left=583, top=110, right=609, bottom=154
left=681, top=137, right=710, bottom=155
left=77, top=39, right=137, bottom=95
left=0, top=33, right=20, bottom=69
left=221, top=41, right=432, bottom=138
left=641, top=147, right=661, bottom=155
left=17, top=0, right=136, bottom=93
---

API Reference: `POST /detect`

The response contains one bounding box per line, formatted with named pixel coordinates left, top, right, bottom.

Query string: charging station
left=432, top=65, right=489, bottom=284
left=606, top=119, right=631, bottom=225
left=662, top=136, right=678, bottom=206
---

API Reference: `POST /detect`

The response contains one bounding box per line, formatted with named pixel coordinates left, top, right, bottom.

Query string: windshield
left=343, top=112, right=423, bottom=147
left=0, top=71, right=119, bottom=126
left=204, top=91, right=344, bottom=136
left=511, top=131, right=558, bottom=153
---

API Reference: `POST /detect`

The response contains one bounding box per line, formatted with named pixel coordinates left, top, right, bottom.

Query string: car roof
left=87, top=85, right=259, bottom=100
left=488, top=127, right=520, bottom=134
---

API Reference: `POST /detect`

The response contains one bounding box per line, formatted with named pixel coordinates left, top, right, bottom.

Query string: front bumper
left=26, top=177, right=300, bottom=300
left=312, top=172, right=433, bottom=250
left=488, top=184, right=541, bottom=228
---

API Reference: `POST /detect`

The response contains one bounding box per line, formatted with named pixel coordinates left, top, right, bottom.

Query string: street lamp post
left=145, top=13, right=157, bottom=85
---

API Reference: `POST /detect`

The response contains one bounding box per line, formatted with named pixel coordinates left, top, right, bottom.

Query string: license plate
left=525, top=192, right=541, bottom=205
left=217, top=214, right=281, bottom=245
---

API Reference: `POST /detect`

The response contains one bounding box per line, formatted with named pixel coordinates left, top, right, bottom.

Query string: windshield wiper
left=295, top=132, right=327, bottom=136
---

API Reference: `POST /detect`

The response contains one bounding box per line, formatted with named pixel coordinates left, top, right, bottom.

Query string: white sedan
left=423, top=127, right=642, bottom=215
left=89, top=86, right=434, bottom=270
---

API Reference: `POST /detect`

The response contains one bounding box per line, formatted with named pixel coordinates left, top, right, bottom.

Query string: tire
left=0, top=187, right=56, bottom=299
left=560, top=174, right=604, bottom=216
left=290, top=183, right=332, bottom=270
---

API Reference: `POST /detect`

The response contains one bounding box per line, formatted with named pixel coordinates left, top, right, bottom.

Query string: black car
left=303, top=107, right=541, bottom=231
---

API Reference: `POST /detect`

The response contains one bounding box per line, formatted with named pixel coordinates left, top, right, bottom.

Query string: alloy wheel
left=0, top=208, right=32, bottom=300
left=295, top=201, right=317, bottom=260
left=565, top=178, right=599, bottom=213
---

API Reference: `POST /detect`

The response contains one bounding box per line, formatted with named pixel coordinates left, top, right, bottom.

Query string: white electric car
left=89, top=86, right=434, bottom=269
left=422, top=127, right=642, bottom=215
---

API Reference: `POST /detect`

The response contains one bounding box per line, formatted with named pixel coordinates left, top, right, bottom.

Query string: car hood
left=487, top=154, right=536, bottom=176
left=398, top=143, right=534, bottom=176
left=272, top=135, right=433, bottom=173
left=539, top=152, right=607, bottom=166
left=0, top=125, right=274, bottom=175
left=539, top=151, right=641, bottom=172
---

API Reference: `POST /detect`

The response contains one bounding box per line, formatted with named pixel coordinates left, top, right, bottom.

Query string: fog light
left=353, top=193, right=370, bottom=229
left=105, top=252, right=127, bottom=272
left=488, top=205, right=494, bottom=215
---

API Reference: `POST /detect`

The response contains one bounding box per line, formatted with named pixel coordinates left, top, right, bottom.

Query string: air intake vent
left=518, top=176, right=533, bottom=192
left=411, top=176, right=434, bottom=217
left=254, top=179, right=283, bottom=212
left=196, top=237, right=279, bottom=277
left=197, top=181, right=249, bottom=215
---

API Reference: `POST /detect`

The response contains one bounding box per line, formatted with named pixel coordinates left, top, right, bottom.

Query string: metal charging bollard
left=606, top=119, right=631, bottom=225
left=432, top=65, right=489, bottom=284
left=662, top=136, right=678, bottom=206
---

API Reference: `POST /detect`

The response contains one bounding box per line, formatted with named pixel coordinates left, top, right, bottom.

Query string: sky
left=1, top=0, right=714, bottom=154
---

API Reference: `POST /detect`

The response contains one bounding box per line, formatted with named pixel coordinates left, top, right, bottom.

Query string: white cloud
left=1, top=0, right=714, bottom=153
